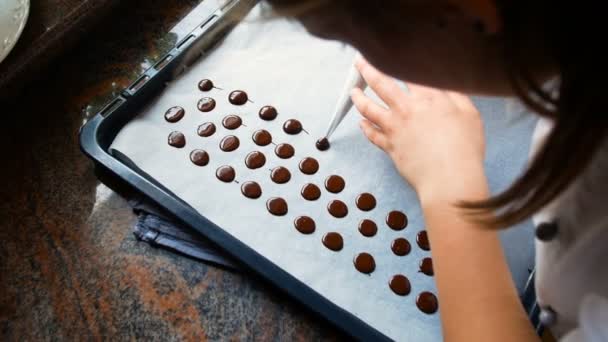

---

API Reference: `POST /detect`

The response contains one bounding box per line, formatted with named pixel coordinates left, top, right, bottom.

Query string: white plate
left=0, top=0, right=30, bottom=64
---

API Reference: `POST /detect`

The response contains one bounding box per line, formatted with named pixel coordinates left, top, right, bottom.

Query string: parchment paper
left=111, top=5, right=537, bottom=341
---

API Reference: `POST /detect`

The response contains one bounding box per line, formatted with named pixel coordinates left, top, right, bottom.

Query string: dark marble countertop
left=0, top=0, right=340, bottom=339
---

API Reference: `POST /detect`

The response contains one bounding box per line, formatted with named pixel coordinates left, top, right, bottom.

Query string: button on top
left=539, top=306, right=557, bottom=326
left=535, top=222, right=558, bottom=241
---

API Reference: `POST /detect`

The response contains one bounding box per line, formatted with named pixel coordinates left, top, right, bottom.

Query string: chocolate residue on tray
left=315, top=137, right=330, bottom=151
left=356, top=193, right=376, bottom=211
left=298, top=157, right=319, bottom=175
left=270, top=166, right=291, bottom=184
left=198, top=79, right=214, bottom=91
left=389, top=275, right=411, bottom=296
left=189, top=149, right=209, bottom=166
left=219, top=135, right=240, bottom=152
left=197, top=122, right=216, bottom=137
left=322, top=232, right=343, bottom=251
left=216, top=165, right=235, bottom=183
left=419, top=257, right=434, bottom=276
left=301, top=183, right=321, bottom=201
left=358, top=219, right=378, bottom=237
left=283, top=119, right=303, bottom=134
left=252, top=129, right=272, bottom=146
left=164, top=106, right=185, bottom=123
left=391, top=238, right=411, bottom=256
left=416, top=292, right=439, bottom=314
left=197, top=97, right=216, bottom=112
left=327, top=200, right=348, bottom=218
left=294, top=216, right=316, bottom=234
left=266, top=197, right=288, bottom=216
left=229, top=90, right=248, bottom=105
left=259, top=105, right=278, bottom=121
left=417, top=230, right=431, bottom=251
left=386, top=210, right=408, bottom=231
left=168, top=131, right=186, bottom=148
left=222, top=115, right=242, bottom=130
left=324, top=175, right=345, bottom=193
left=275, top=143, right=295, bottom=159
left=241, top=181, right=262, bottom=199
left=245, top=151, right=266, bottom=169
left=354, top=253, right=375, bottom=274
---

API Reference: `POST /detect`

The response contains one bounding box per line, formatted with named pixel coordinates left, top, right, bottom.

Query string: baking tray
left=80, top=1, right=538, bottom=340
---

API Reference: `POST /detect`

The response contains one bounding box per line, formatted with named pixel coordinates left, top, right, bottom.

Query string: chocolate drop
left=419, top=257, right=434, bottom=276
left=354, top=253, right=375, bottom=274
left=216, top=165, right=235, bottom=183
left=316, top=137, right=330, bottom=151
left=229, top=90, right=248, bottom=105
left=222, top=115, right=242, bottom=130
left=416, top=230, right=431, bottom=251
left=164, top=106, right=185, bottom=123
left=252, top=129, right=272, bottom=146
left=386, top=211, right=408, bottom=230
left=197, top=122, right=216, bottom=137
left=189, top=149, right=209, bottom=166
left=294, top=216, right=316, bottom=234
left=266, top=197, right=288, bottom=216
left=358, top=219, right=377, bottom=237
left=283, top=119, right=303, bottom=134
left=198, top=79, right=214, bottom=91
left=270, top=166, right=291, bottom=184
left=259, top=105, right=278, bottom=121
left=391, top=238, right=411, bottom=256
left=356, top=193, right=376, bottom=211
left=275, top=143, right=295, bottom=159
left=245, top=151, right=266, bottom=169
left=324, top=175, right=345, bottom=193
left=299, top=157, right=319, bottom=175
left=416, top=292, right=439, bottom=314
left=389, top=275, right=411, bottom=296
left=241, top=181, right=262, bottom=199
left=301, top=183, right=321, bottom=201
left=322, top=232, right=343, bottom=251
left=168, top=131, right=186, bottom=148
left=219, top=135, right=240, bottom=152
left=327, top=200, right=348, bottom=218
left=197, top=97, right=216, bottom=112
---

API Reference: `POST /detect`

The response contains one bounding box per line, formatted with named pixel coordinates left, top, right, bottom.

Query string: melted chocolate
left=389, top=275, right=411, bottom=296
left=222, top=115, right=242, bottom=130
left=416, top=230, right=431, bottom=251
left=275, top=143, right=295, bottom=159
left=391, top=238, right=411, bottom=256
left=322, top=232, right=343, bottom=251
left=189, top=149, right=209, bottom=166
left=354, top=253, right=376, bottom=274
left=356, top=193, right=376, bottom=211
left=299, top=157, right=319, bottom=175
left=197, top=122, right=216, bottom=137
left=219, top=135, right=240, bottom=152
left=259, top=105, right=278, bottom=121
left=324, top=175, right=345, bottom=193
left=283, top=119, right=303, bottom=134
left=252, top=129, right=272, bottom=146
left=270, top=166, right=291, bottom=184
left=315, top=137, right=330, bottom=151
left=241, top=181, right=262, bottom=199
left=294, top=216, right=316, bottom=234
left=197, top=97, right=216, bottom=112
left=358, top=219, right=377, bottom=237
left=416, top=292, right=438, bottom=314
left=301, top=183, right=321, bottom=201
left=266, top=197, right=288, bottom=216
left=216, top=165, right=235, bottom=183
left=198, top=79, right=214, bottom=91
left=168, top=131, right=186, bottom=148
left=419, top=257, right=434, bottom=276
left=327, top=200, right=348, bottom=218
left=164, top=106, right=185, bottom=122
left=229, top=90, right=248, bottom=105
left=386, top=211, right=408, bottom=230
left=245, top=151, right=266, bottom=169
